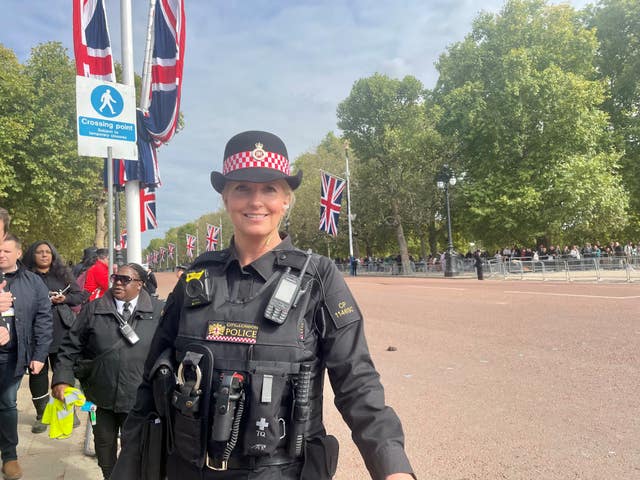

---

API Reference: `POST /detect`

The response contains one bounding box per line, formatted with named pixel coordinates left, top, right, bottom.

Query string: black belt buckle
left=206, top=454, right=227, bottom=471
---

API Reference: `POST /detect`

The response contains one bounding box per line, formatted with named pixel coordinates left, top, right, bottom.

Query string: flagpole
left=345, top=145, right=354, bottom=258
left=219, top=218, right=223, bottom=250
left=107, top=147, right=115, bottom=276
left=139, top=0, right=157, bottom=113
left=122, top=0, right=142, bottom=264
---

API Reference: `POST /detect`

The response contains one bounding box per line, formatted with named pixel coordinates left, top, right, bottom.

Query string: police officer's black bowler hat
left=210, top=130, right=303, bottom=194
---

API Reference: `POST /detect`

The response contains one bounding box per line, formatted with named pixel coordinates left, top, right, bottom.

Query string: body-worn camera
left=185, top=269, right=212, bottom=307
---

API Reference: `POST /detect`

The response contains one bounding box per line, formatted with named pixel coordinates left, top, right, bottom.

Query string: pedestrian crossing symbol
left=91, top=85, right=124, bottom=118
left=76, top=75, right=138, bottom=160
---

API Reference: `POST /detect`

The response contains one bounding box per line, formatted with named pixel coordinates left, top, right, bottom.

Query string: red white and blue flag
left=206, top=224, right=220, bottom=251
left=167, top=243, right=175, bottom=259
left=319, top=171, right=346, bottom=237
left=118, top=0, right=186, bottom=189
left=159, top=246, right=167, bottom=262
left=140, top=187, right=158, bottom=232
left=85, top=0, right=185, bottom=200
left=119, top=230, right=127, bottom=249
left=185, top=234, right=196, bottom=258
left=73, top=0, right=115, bottom=81
left=143, top=0, right=186, bottom=145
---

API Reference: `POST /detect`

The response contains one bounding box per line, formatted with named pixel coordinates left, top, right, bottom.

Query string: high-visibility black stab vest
left=171, top=249, right=326, bottom=470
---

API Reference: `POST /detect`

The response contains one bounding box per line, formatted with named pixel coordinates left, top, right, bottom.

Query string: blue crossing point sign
left=76, top=76, right=138, bottom=160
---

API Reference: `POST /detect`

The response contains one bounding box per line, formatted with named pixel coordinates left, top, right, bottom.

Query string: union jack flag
left=140, top=187, right=158, bottom=232
left=98, top=0, right=186, bottom=190
left=119, top=230, right=127, bottom=249
left=167, top=243, right=175, bottom=259
left=73, top=0, right=115, bottom=81
left=159, top=247, right=167, bottom=262
left=143, top=0, right=186, bottom=144
left=206, top=224, right=220, bottom=251
left=185, top=234, right=196, bottom=258
left=319, top=171, right=346, bottom=237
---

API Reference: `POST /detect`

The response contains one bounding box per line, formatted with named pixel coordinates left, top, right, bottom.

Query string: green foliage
left=337, top=74, right=443, bottom=265
left=0, top=42, right=103, bottom=260
left=433, top=0, right=629, bottom=249
left=586, top=0, right=640, bottom=236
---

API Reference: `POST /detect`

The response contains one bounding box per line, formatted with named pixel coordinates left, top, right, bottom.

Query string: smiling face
left=223, top=180, right=291, bottom=244
left=110, top=265, right=144, bottom=301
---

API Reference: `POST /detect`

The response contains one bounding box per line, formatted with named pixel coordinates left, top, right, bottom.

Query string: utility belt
left=151, top=343, right=334, bottom=475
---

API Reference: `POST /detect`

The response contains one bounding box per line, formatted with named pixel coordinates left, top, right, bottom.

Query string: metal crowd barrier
left=336, top=254, right=640, bottom=283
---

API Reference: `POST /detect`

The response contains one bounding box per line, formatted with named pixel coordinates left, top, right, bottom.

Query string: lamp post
left=437, top=165, right=459, bottom=277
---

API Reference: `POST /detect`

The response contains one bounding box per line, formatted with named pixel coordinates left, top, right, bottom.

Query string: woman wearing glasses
left=51, top=263, right=163, bottom=480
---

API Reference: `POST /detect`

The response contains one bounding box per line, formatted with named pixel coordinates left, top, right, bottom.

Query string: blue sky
left=1, top=0, right=590, bottom=245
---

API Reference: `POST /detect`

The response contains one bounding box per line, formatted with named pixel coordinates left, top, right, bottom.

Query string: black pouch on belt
left=243, top=370, right=288, bottom=456
left=171, top=346, right=214, bottom=468
left=141, top=414, right=164, bottom=480
left=300, top=435, right=339, bottom=480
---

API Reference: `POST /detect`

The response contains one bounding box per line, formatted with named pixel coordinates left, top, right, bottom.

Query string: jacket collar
left=226, top=234, right=294, bottom=281
left=94, top=289, right=154, bottom=316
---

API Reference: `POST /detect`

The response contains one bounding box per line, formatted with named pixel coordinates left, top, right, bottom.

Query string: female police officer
left=112, top=131, right=415, bottom=480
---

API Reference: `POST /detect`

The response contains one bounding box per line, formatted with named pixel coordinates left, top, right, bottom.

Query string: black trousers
left=28, top=353, right=57, bottom=417
left=94, top=407, right=129, bottom=479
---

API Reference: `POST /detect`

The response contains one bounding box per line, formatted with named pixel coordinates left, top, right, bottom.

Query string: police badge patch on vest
left=206, top=321, right=258, bottom=344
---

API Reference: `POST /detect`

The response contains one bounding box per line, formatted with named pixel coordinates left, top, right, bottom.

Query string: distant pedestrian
left=84, top=248, right=109, bottom=301
left=174, top=264, right=189, bottom=279
left=72, top=247, right=98, bottom=278
left=474, top=250, right=484, bottom=280
left=141, top=264, right=158, bottom=297
left=349, top=255, right=358, bottom=276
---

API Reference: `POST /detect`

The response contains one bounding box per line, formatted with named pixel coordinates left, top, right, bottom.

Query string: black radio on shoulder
left=184, top=268, right=212, bottom=307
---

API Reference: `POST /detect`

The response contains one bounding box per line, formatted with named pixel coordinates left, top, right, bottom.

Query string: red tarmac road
left=156, top=274, right=640, bottom=479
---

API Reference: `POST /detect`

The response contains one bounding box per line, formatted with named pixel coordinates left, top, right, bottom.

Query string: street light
left=437, top=165, right=459, bottom=277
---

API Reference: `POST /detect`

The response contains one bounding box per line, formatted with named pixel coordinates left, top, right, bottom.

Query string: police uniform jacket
left=114, top=236, right=414, bottom=479
left=52, top=289, right=163, bottom=412
left=1, top=265, right=53, bottom=377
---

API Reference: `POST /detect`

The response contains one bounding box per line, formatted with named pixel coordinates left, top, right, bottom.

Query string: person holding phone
left=0, top=234, right=52, bottom=480
left=22, top=241, right=88, bottom=433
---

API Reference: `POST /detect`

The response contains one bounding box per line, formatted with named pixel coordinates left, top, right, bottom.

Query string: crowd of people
left=0, top=209, right=166, bottom=480
left=337, top=240, right=640, bottom=276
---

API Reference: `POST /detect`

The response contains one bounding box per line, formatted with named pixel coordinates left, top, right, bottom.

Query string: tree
left=0, top=45, right=33, bottom=207
left=337, top=74, right=442, bottom=272
left=0, top=42, right=104, bottom=259
left=433, top=0, right=628, bottom=248
left=586, top=0, right=640, bottom=237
